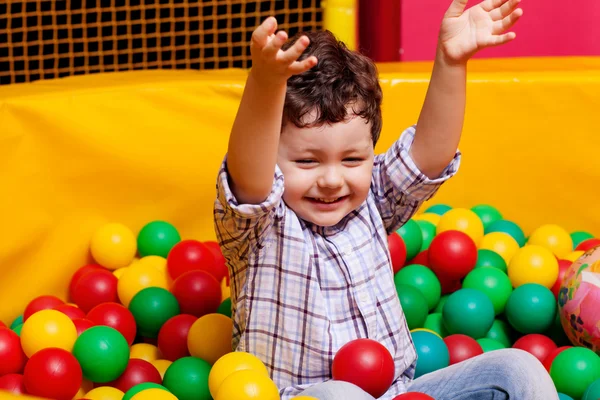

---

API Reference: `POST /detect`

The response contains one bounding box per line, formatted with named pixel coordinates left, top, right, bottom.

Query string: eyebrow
left=295, top=145, right=372, bottom=155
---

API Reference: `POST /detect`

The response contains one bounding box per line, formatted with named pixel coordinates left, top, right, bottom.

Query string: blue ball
left=558, top=393, right=574, bottom=400
left=411, top=330, right=449, bottom=378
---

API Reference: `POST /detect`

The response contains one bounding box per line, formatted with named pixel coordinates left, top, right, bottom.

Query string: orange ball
left=187, top=314, right=233, bottom=364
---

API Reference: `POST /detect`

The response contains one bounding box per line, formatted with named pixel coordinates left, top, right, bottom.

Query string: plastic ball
left=72, top=269, right=119, bottom=312
left=550, top=347, right=600, bottom=400
left=217, top=298, right=232, bottom=318
left=505, top=283, right=556, bottom=333
left=394, top=264, right=440, bottom=311
left=73, top=326, right=130, bottom=382
left=91, top=223, right=137, bottom=270
left=208, top=351, right=269, bottom=398
left=512, top=333, right=557, bottom=364
left=73, top=378, right=94, bottom=399
left=157, top=314, right=197, bottom=361
left=543, top=346, right=571, bottom=372
left=106, top=358, right=162, bottom=393
left=563, top=250, right=585, bottom=262
left=408, top=249, right=429, bottom=267
left=551, top=259, right=572, bottom=299
left=69, top=264, right=106, bottom=300
left=151, top=359, right=172, bottom=379
left=163, top=356, right=212, bottom=400
left=442, top=288, right=495, bottom=339
left=0, top=328, right=26, bottom=375
left=424, top=203, right=452, bottom=215
left=479, top=232, right=520, bottom=265
left=214, top=369, right=279, bottom=400
left=123, top=382, right=170, bottom=400
left=137, top=221, right=181, bottom=258
left=436, top=208, right=484, bottom=246
left=10, top=314, right=23, bottom=329
left=576, top=238, right=600, bottom=252
left=428, top=230, right=477, bottom=280
left=203, top=241, right=229, bottom=284
left=117, top=261, right=169, bottom=307
left=171, top=270, right=222, bottom=317
left=73, top=317, right=95, bottom=336
left=475, top=249, right=507, bottom=273
left=23, top=295, right=64, bottom=321
left=54, top=304, right=86, bottom=320
left=476, top=338, right=506, bottom=352
left=443, top=334, right=483, bottom=365
left=23, top=347, right=82, bottom=400
left=87, top=302, right=137, bottom=345
left=423, top=313, right=449, bottom=338
left=558, top=394, right=574, bottom=400
left=486, top=219, right=526, bottom=247
left=571, top=231, right=594, bottom=249
left=130, top=343, right=163, bottom=362
left=462, top=266, right=512, bottom=315
left=582, top=378, right=600, bottom=400
left=332, top=338, right=395, bottom=398
left=527, top=224, right=573, bottom=259
left=395, top=284, right=428, bottom=330
left=187, top=313, right=233, bottom=364
left=415, top=220, right=436, bottom=251
left=166, top=240, right=217, bottom=281
left=85, top=386, right=125, bottom=400
left=471, top=204, right=503, bottom=232
left=388, top=232, right=407, bottom=273
left=397, top=219, right=423, bottom=261
left=392, top=393, right=435, bottom=400
left=507, top=245, right=559, bottom=288
left=0, top=374, right=27, bottom=395
left=129, top=287, right=180, bottom=338
left=412, top=213, right=441, bottom=226
left=485, top=319, right=513, bottom=348
left=411, top=330, right=450, bottom=378
left=131, top=388, right=178, bottom=400
left=20, top=309, right=77, bottom=357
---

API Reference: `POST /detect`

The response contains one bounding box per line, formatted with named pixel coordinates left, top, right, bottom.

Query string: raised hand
left=438, top=0, right=523, bottom=64
left=250, top=17, right=318, bottom=85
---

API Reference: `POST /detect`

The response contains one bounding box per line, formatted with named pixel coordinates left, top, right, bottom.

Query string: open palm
left=438, top=0, right=523, bottom=64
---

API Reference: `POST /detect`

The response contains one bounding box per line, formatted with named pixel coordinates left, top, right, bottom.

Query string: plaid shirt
left=214, top=126, right=460, bottom=399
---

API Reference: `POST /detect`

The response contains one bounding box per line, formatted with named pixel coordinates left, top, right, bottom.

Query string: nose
left=317, top=165, right=344, bottom=189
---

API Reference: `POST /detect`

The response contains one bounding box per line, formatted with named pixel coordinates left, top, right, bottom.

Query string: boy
left=214, top=0, right=558, bottom=398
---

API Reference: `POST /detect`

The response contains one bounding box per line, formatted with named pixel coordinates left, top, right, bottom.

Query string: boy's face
left=277, top=114, right=374, bottom=227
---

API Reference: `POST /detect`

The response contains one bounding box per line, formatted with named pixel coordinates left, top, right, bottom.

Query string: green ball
left=442, top=288, right=495, bottom=339
left=462, top=267, right=512, bottom=315
left=123, top=383, right=170, bottom=400
left=163, top=357, right=212, bottom=400
left=471, top=204, right=503, bottom=232
left=424, top=204, right=452, bottom=216
left=137, top=220, right=181, bottom=257
left=129, top=287, right=180, bottom=338
left=545, top=308, right=571, bottom=347
left=475, top=249, right=507, bottom=274
left=394, top=264, right=441, bottom=311
left=397, top=220, right=423, bottom=261
left=571, top=231, right=594, bottom=250
left=395, top=284, right=428, bottom=330
left=486, top=219, right=526, bottom=247
left=217, top=297, right=232, bottom=318
left=583, top=378, right=600, bottom=400
left=415, top=220, right=436, bottom=251
left=12, top=323, right=23, bottom=336
left=73, top=326, right=130, bottom=382
left=550, top=347, right=600, bottom=400
left=10, top=315, right=23, bottom=330
left=485, top=319, right=514, bottom=348
left=476, top=338, right=506, bottom=352
left=505, top=283, right=556, bottom=334
left=423, top=313, right=449, bottom=338
left=434, top=294, right=449, bottom=314
left=411, top=330, right=449, bottom=378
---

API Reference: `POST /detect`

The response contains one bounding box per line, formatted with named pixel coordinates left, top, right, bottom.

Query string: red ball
left=54, top=304, right=86, bottom=321
left=438, top=272, right=462, bottom=295
left=512, top=334, right=557, bottom=364
left=157, top=314, right=197, bottom=361
left=0, top=328, right=27, bottom=375
left=332, top=339, right=395, bottom=398
left=0, top=374, right=27, bottom=395
left=204, top=240, right=230, bottom=285
left=576, top=238, right=600, bottom=252
left=443, top=334, right=483, bottom=365
left=23, top=295, right=64, bottom=321
left=393, top=393, right=435, bottom=400
left=166, top=240, right=217, bottom=281
left=71, top=269, right=118, bottom=312
left=388, top=232, right=407, bottom=274
left=23, top=348, right=82, bottom=400
left=551, top=260, right=572, bottom=299
left=428, top=231, right=477, bottom=281
left=407, top=250, right=429, bottom=267
left=171, top=270, right=222, bottom=317
left=106, top=358, right=162, bottom=392
left=87, top=302, right=137, bottom=345
left=542, top=345, right=571, bottom=372
left=72, top=318, right=96, bottom=336
left=69, top=264, right=107, bottom=301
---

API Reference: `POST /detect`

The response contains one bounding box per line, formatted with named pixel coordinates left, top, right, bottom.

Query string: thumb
left=445, top=0, right=469, bottom=17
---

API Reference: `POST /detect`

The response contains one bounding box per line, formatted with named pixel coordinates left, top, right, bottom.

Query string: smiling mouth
left=308, top=196, right=349, bottom=204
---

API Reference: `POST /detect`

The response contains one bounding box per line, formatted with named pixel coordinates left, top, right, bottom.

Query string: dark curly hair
left=281, top=30, right=383, bottom=145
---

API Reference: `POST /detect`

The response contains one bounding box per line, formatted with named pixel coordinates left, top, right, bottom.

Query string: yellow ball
left=151, top=359, right=172, bottom=380
left=113, top=267, right=128, bottom=279
left=413, top=213, right=441, bottom=226
left=90, top=223, right=137, bottom=270
left=117, top=262, right=169, bottom=307
left=138, top=255, right=167, bottom=272
left=85, top=386, right=124, bottom=400
left=74, top=378, right=94, bottom=399
left=479, top=232, right=520, bottom=264
left=221, top=278, right=231, bottom=302
left=508, top=245, right=559, bottom=288
left=437, top=208, right=484, bottom=245
left=215, top=370, right=280, bottom=400
left=130, top=343, right=163, bottom=362
left=527, top=224, right=573, bottom=259
left=410, top=328, right=442, bottom=339
left=209, top=352, right=269, bottom=398
left=564, top=250, right=585, bottom=262
left=131, top=388, right=178, bottom=400
left=188, top=313, right=233, bottom=365
left=20, top=309, right=77, bottom=357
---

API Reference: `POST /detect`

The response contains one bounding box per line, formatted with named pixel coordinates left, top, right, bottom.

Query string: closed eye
left=294, top=159, right=317, bottom=164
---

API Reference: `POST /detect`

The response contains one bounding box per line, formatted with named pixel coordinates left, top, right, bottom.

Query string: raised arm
left=410, top=0, right=522, bottom=179
left=227, top=17, right=317, bottom=204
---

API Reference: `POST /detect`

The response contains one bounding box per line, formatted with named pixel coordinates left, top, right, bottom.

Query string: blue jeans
left=299, top=349, right=559, bottom=400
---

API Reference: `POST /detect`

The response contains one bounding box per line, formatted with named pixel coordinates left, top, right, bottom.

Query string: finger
left=480, top=0, right=510, bottom=12
left=279, top=35, right=311, bottom=64
left=262, top=30, right=288, bottom=59
left=251, top=17, right=278, bottom=49
left=446, top=0, right=469, bottom=17
left=490, top=0, right=520, bottom=20
left=288, top=56, right=318, bottom=75
left=485, top=31, right=517, bottom=46
left=492, top=8, right=523, bottom=34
